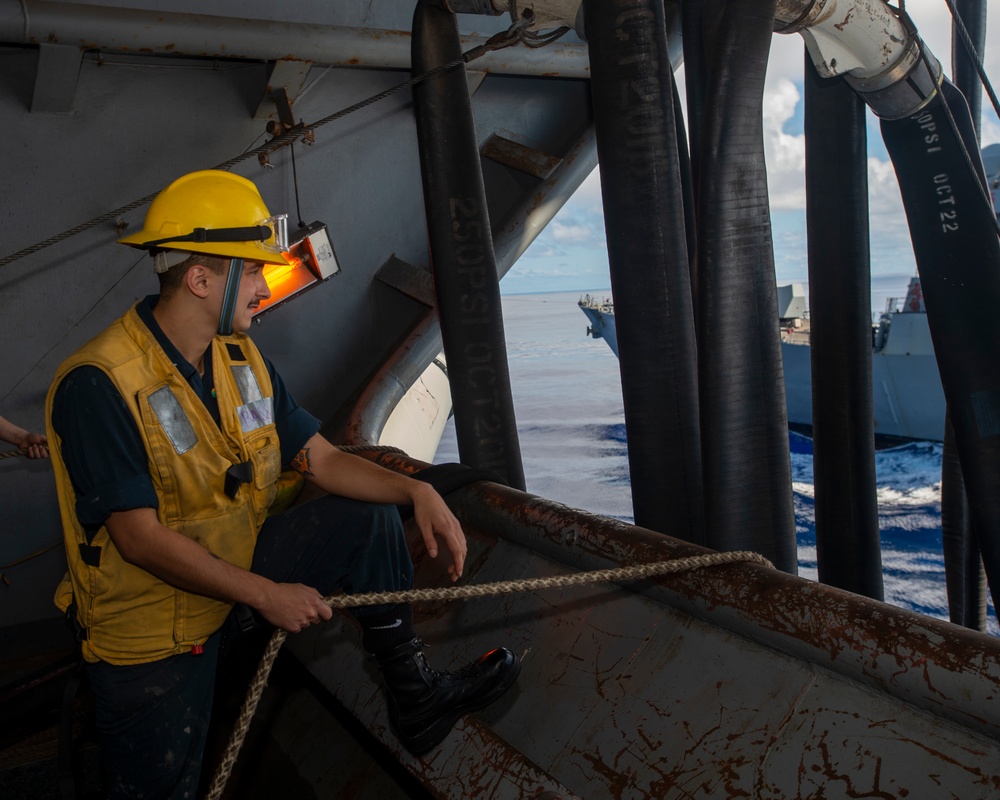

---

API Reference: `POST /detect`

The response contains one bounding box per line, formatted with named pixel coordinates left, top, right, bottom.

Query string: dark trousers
left=85, top=495, right=413, bottom=800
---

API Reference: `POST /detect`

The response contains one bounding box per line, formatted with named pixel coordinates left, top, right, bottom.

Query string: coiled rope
left=204, top=549, right=773, bottom=800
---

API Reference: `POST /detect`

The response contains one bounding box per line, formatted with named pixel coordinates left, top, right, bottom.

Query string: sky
left=502, top=0, right=1000, bottom=312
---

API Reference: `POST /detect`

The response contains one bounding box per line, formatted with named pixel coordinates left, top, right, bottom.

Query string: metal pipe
left=580, top=0, right=704, bottom=543
left=491, top=126, right=597, bottom=271
left=776, top=0, right=913, bottom=79
left=0, top=0, right=591, bottom=78
left=776, top=0, right=942, bottom=120
left=411, top=0, right=525, bottom=490
left=441, top=0, right=505, bottom=14
left=803, top=56, right=883, bottom=599
left=341, top=311, right=442, bottom=447
left=341, top=127, right=597, bottom=449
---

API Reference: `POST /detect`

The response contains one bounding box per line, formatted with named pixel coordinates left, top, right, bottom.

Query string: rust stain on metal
left=481, top=133, right=562, bottom=180
left=359, top=449, right=1000, bottom=750
left=833, top=8, right=854, bottom=32
left=813, top=741, right=897, bottom=799
left=871, top=722, right=1000, bottom=788
left=368, top=29, right=412, bottom=42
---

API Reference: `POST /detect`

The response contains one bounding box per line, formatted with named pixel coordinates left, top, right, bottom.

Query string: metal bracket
left=31, top=43, right=83, bottom=114
left=481, top=132, right=562, bottom=180
left=254, top=59, right=313, bottom=122
left=376, top=255, right=436, bottom=308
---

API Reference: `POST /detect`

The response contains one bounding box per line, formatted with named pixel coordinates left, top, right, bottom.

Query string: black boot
left=375, top=638, right=520, bottom=755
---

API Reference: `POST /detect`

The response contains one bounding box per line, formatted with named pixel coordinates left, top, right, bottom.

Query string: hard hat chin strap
left=218, top=257, right=244, bottom=336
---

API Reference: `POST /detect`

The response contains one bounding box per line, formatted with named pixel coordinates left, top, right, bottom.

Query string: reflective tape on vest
left=236, top=397, right=274, bottom=433
left=231, top=364, right=273, bottom=432
left=148, top=386, right=198, bottom=454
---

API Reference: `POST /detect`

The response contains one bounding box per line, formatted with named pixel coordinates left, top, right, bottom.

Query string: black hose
left=939, top=0, right=989, bottom=630
left=672, top=76, right=698, bottom=290
left=679, top=0, right=715, bottom=199
left=803, top=57, right=883, bottom=599
left=411, top=0, right=525, bottom=490
left=951, top=0, right=987, bottom=139
left=881, top=79, right=1000, bottom=608
left=691, top=0, right=797, bottom=572
left=581, top=0, right=704, bottom=542
left=941, top=415, right=987, bottom=629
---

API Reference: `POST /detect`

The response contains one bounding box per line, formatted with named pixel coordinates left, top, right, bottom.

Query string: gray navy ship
left=581, top=275, right=947, bottom=441
left=580, top=146, right=1000, bottom=444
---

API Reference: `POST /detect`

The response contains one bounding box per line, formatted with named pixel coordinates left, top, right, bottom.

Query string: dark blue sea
left=434, top=290, right=998, bottom=635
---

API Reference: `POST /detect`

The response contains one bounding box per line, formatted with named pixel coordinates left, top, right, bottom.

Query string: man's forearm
left=0, top=416, right=29, bottom=447
left=104, top=507, right=332, bottom=632
left=292, top=432, right=468, bottom=580
left=105, top=507, right=271, bottom=606
left=292, top=432, right=427, bottom=505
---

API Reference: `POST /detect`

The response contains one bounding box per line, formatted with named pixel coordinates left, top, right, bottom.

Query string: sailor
left=0, top=414, right=48, bottom=458
left=46, top=170, right=520, bottom=799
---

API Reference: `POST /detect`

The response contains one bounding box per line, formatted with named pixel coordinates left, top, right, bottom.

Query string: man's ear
left=184, top=263, right=213, bottom=298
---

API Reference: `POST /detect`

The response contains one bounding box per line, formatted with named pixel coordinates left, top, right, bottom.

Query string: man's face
left=231, top=260, right=271, bottom=333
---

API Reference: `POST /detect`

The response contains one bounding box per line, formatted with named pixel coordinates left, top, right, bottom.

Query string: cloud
left=551, top=221, right=594, bottom=244
left=510, top=265, right=589, bottom=279
left=762, top=77, right=806, bottom=209
left=524, top=244, right=565, bottom=260
left=523, top=179, right=608, bottom=259
left=569, top=166, right=606, bottom=214
left=867, top=157, right=907, bottom=218
left=983, top=116, right=1000, bottom=147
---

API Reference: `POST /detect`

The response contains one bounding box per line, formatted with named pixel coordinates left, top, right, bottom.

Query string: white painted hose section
left=776, top=0, right=912, bottom=80
left=775, top=0, right=941, bottom=119
left=514, top=0, right=583, bottom=30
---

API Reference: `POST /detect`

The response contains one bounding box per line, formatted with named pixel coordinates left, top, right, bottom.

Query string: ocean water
left=434, top=290, right=998, bottom=635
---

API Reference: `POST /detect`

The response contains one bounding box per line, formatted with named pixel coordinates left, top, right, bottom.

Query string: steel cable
left=0, top=34, right=521, bottom=269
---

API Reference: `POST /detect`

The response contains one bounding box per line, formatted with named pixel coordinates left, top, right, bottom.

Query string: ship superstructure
left=582, top=278, right=948, bottom=442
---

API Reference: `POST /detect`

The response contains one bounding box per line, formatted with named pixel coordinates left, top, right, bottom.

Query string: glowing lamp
left=254, top=221, right=339, bottom=318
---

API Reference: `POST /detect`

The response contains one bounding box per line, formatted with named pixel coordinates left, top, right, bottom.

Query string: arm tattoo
left=291, top=446, right=315, bottom=477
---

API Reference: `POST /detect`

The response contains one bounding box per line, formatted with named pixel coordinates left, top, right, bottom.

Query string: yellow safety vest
left=46, top=304, right=281, bottom=665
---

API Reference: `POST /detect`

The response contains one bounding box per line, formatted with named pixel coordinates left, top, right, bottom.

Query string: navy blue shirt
left=52, top=296, right=320, bottom=533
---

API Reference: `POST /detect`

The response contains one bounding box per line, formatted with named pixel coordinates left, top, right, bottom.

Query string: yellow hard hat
left=118, top=170, right=291, bottom=266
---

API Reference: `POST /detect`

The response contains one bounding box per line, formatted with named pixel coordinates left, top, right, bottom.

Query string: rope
left=0, top=448, right=27, bottom=460
left=0, top=541, right=63, bottom=587
left=204, top=549, right=772, bottom=800
left=336, top=444, right=407, bottom=456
